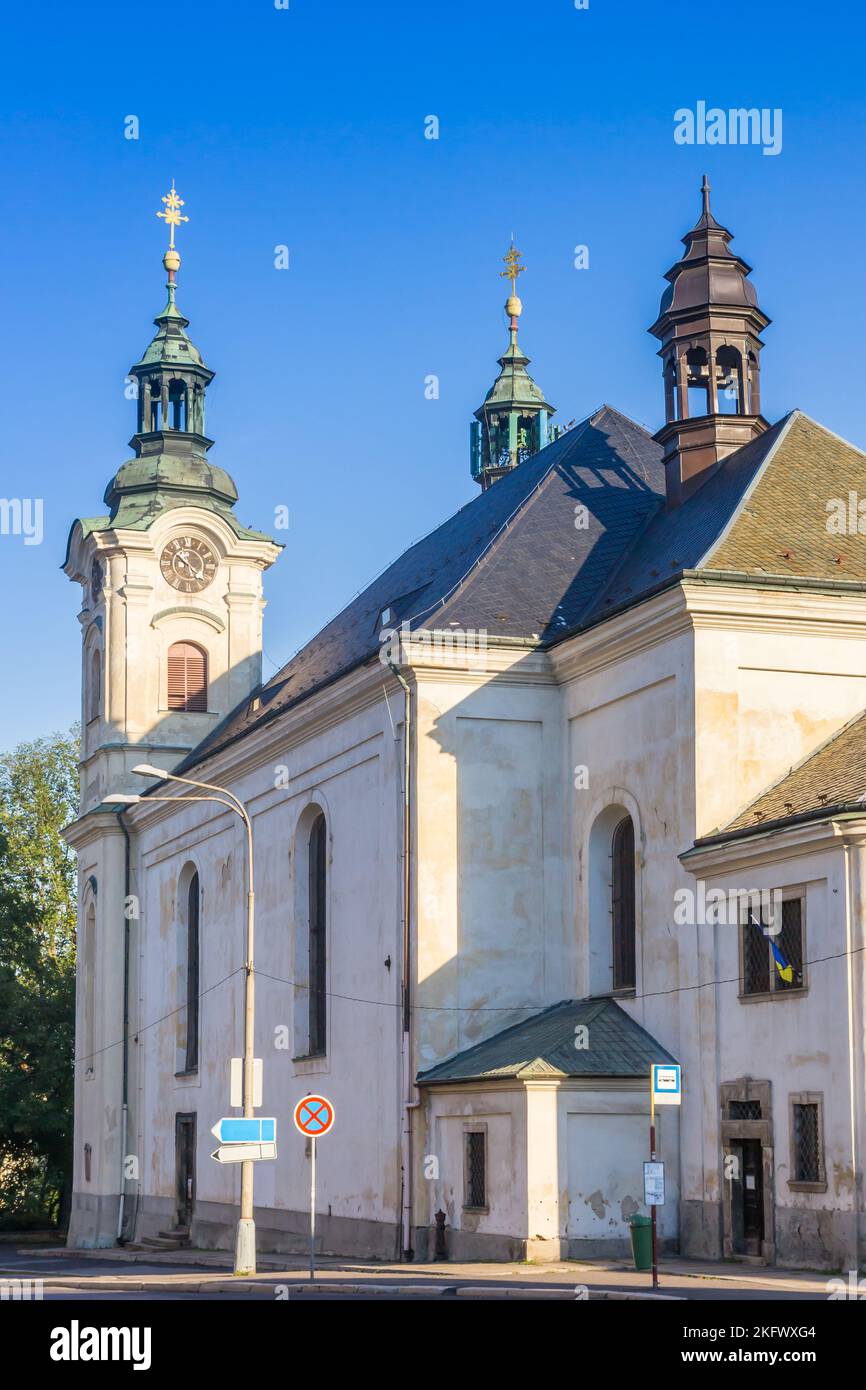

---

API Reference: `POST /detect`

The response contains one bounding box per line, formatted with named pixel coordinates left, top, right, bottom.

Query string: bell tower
left=63, top=185, right=282, bottom=1250
left=64, top=184, right=281, bottom=814
left=649, top=176, right=771, bottom=506
left=470, top=243, right=556, bottom=489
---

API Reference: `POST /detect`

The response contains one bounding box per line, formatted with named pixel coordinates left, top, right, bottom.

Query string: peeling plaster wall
left=71, top=579, right=866, bottom=1264
left=702, top=847, right=861, bottom=1271
left=690, top=586, right=866, bottom=1266
left=564, top=1088, right=679, bottom=1254
left=414, top=663, right=564, bottom=1073
left=125, top=694, right=404, bottom=1251
left=420, top=1087, right=526, bottom=1261
left=67, top=825, right=127, bottom=1249
left=692, top=592, right=866, bottom=839
left=560, top=616, right=694, bottom=1254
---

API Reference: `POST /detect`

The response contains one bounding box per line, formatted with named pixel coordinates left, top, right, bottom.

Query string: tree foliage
left=0, top=727, right=78, bottom=1226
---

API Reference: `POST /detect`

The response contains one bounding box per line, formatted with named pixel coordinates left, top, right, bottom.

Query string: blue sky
left=1, top=0, right=864, bottom=747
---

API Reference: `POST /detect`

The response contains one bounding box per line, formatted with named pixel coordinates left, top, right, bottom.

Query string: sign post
left=293, top=1095, right=335, bottom=1283
left=649, top=1063, right=681, bottom=1290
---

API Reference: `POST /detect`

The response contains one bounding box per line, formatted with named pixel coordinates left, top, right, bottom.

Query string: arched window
left=83, top=901, right=96, bottom=1075
left=664, top=357, right=679, bottom=422
left=183, top=872, right=200, bottom=1073
left=308, top=813, right=327, bottom=1056
left=167, top=642, right=207, bottom=712
left=715, top=346, right=743, bottom=415
left=611, top=815, right=636, bottom=991
left=148, top=378, right=162, bottom=432
left=87, top=648, right=101, bottom=723
left=686, top=346, right=710, bottom=418
left=747, top=351, right=760, bottom=415
left=168, top=379, right=187, bottom=431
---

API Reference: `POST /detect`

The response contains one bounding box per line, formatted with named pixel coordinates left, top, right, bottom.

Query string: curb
left=34, top=1276, right=683, bottom=1300
left=452, top=1286, right=684, bottom=1301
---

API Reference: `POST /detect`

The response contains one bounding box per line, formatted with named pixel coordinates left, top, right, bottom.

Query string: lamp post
left=107, top=760, right=258, bottom=1276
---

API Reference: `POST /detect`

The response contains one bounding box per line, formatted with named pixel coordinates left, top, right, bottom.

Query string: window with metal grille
left=730, top=1100, right=762, bottom=1121
left=464, top=1130, right=486, bottom=1210
left=741, top=894, right=804, bottom=996
left=167, top=642, right=208, bottom=712
left=742, top=911, right=770, bottom=994
left=776, top=899, right=804, bottom=991
left=308, top=813, right=327, bottom=1057
left=792, top=1102, right=821, bottom=1183
left=611, top=815, right=636, bottom=991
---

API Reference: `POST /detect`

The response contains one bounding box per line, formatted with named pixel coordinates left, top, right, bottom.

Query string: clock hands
left=160, top=537, right=215, bottom=592
left=174, top=549, right=204, bottom=578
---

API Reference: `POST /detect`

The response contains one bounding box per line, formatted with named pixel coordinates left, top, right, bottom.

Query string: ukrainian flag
left=749, top=911, right=794, bottom=984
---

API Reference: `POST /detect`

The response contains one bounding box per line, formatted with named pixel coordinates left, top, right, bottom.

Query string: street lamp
left=106, top=759, right=258, bottom=1276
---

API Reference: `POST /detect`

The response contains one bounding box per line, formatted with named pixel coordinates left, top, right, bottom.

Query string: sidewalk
left=4, top=1244, right=834, bottom=1300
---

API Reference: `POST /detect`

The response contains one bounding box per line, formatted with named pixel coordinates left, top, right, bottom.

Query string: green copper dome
left=130, top=286, right=208, bottom=371
left=470, top=244, right=556, bottom=490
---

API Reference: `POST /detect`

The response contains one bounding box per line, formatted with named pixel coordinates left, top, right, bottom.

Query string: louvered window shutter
left=167, top=643, right=207, bottom=712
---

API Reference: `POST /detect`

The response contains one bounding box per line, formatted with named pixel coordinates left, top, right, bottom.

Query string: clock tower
left=64, top=185, right=281, bottom=813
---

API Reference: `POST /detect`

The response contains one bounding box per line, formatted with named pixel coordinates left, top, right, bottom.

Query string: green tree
left=0, top=727, right=78, bottom=1227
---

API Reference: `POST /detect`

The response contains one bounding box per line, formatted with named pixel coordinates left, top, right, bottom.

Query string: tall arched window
left=168, top=379, right=188, bottom=431
left=87, top=648, right=101, bottom=723
left=167, top=642, right=208, bottom=712
left=611, top=815, right=636, bottom=991
left=308, top=813, right=327, bottom=1056
left=83, top=902, right=96, bottom=1074
left=685, top=346, right=710, bottom=418
left=715, top=346, right=743, bottom=415
left=184, top=872, right=200, bottom=1073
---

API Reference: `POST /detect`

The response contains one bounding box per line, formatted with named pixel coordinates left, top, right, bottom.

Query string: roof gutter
left=546, top=568, right=866, bottom=654
left=685, top=804, right=866, bottom=855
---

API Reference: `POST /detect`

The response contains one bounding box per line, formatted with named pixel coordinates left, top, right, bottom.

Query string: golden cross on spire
left=156, top=181, right=189, bottom=249
left=500, top=242, right=525, bottom=294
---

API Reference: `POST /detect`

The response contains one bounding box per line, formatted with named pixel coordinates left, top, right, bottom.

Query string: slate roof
left=174, top=404, right=666, bottom=772
left=693, top=707, right=866, bottom=847
left=173, top=404, right=866, bottom=777
left=415, top=998, right=677, bottom=1084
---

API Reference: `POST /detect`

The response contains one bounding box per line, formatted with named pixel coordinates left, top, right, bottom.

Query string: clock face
left=160, top=535, right=218, bottom=593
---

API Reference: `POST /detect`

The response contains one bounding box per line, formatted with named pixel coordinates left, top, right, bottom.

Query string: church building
left=63, top=179, right=866, bottom=1271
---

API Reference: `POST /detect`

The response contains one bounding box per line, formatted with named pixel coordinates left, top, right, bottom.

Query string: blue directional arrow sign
left=211, top=1117, right=276, bottom=1144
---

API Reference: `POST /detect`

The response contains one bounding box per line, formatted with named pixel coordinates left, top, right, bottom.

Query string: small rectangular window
left=729, top=1100, right=761, bottom=1121
left=790, top=1094, right=825, bottom=1189
left=464, top=1129, right=487, bottom=1211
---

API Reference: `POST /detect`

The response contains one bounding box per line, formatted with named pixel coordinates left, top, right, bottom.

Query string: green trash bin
left=628, top=1213, right=653, bottom=1271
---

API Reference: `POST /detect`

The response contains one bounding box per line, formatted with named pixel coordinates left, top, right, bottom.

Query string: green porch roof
left=416, top=998, right=677, bottom=1085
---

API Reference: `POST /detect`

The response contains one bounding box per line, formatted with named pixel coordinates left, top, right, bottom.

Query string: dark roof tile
left=416, top=997, right=677, bottom=1084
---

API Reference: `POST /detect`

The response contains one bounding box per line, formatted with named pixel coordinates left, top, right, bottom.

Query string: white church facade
left=63, top=182, right=866, bottom=1270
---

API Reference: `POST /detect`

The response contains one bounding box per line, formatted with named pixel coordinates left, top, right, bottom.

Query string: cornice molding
left=549, top=586, right=692, bottom=684
left=680, top=817, right=854, bottom=875
left=151, top=605, right=226, bottom=633
left=63, top=809, right=128, bottom=852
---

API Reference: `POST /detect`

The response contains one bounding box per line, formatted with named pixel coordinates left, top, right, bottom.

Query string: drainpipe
left=842, top=838, right=864, bottom=1267
left=116, top=808, right=131, bottom=1244
left=388, top=658, right=414, bottom=1260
